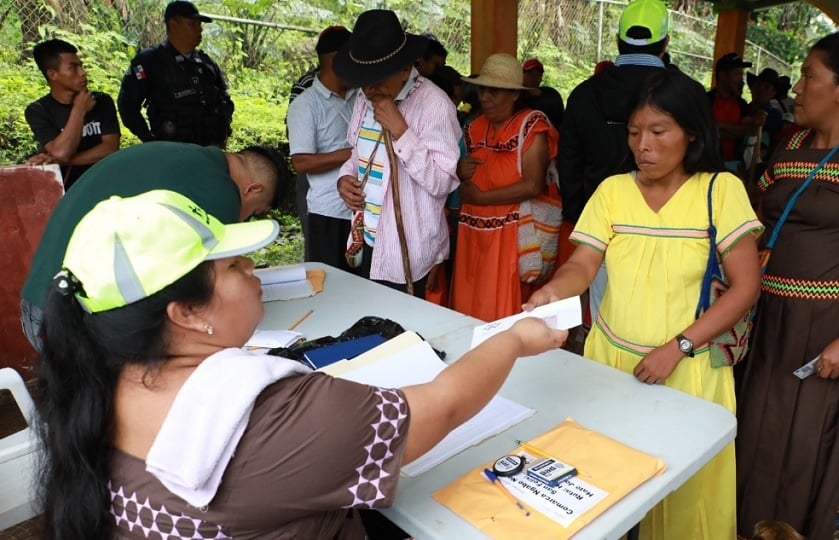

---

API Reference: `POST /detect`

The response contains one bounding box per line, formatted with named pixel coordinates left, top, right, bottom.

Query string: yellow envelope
left=432, top=418, right=666, bottom=539
left=306, top=269, right=325, bottom=293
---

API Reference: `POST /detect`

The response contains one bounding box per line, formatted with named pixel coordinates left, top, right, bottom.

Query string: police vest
left=146, top=45, right=233, bottom=146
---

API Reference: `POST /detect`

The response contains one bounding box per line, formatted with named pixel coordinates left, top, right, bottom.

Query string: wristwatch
left=676, top=334, right=695, bottom=357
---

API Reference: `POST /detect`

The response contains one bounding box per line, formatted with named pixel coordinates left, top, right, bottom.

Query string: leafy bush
left=0, top=63, right=43, bottom=164
left=251, top=210, right=305, bottom=267
left=226, top=66, right=290, bottom=151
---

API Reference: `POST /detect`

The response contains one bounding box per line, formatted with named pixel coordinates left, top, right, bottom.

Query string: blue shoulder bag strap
left=696, top=142, right=839, bottom=319
left=696, top=173, right=720, bottom=319
left=763, top=142, right=839, bottom=253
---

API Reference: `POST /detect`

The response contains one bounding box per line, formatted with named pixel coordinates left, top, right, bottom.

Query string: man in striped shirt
left=334, top=9, right=460, bottom=297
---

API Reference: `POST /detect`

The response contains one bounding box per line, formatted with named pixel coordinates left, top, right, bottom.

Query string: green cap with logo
left=618, top=0, right=669, bottom=46
left=60, top=190, right=279, bottom=313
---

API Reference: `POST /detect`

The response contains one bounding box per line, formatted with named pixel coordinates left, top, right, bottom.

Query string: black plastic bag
left=266, top=316, right=446, bottom=362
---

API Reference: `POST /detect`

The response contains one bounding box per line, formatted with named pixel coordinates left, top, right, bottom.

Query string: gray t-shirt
left=109, top=372, right=410, bottom=539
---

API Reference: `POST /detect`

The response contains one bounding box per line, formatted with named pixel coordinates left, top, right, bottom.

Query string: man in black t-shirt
left=24, top=39, right=120, bottom=189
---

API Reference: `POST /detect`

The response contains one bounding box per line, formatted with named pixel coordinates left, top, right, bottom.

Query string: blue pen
left=482, top=468, right=530, bottom=517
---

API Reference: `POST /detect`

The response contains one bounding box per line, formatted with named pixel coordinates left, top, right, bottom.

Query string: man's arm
left=207, top=55, right=234, bottom=134
left=25, top=91, right=94, bottom=164
left=67, top=134, right=120, bottom=165
left=26, top=152, right=54, bottom=166
left=117, top=54, right=154, bottom=142
left=287, top=94, right=351, bottom=174
left=718, top=98, right=765, bottom=140
left=291, top=149, right=352, bottom=174
left=67, top=93, right=121, bottom=165
left=717, top=117, right=760, bottom=139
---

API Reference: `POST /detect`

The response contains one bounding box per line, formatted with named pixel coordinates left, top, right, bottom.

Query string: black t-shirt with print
left=24, top=92, right=120, bottom=188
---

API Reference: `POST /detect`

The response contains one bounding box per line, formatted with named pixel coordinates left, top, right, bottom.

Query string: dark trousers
left=361, top=243, right=428, bottom=298
left=307, top=213, right=358, bottom=274
left=296, top=173, right=310, bottom=260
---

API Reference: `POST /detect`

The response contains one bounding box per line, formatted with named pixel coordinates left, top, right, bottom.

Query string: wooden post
left=471, top=0, right=517, bottom=74
left=712, top=9, right=749, bottom=85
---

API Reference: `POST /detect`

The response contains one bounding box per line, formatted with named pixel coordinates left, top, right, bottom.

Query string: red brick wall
left=0, top=165, right=63, bottom=378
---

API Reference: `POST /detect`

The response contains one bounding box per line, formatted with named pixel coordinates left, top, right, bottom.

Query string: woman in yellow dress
left=526, top=69, right=763, bottom=538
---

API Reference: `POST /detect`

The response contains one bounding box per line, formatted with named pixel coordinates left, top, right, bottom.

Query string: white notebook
left=335, top=336, right=534, bottom=476
left=255, top=265, right=314, bottom=301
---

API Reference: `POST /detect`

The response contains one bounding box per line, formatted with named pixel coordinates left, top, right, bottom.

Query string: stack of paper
left=255, top=265, right=314, bottom=301
left=402, top=395, right=533, bottom=476
left=324, top=332, right=535, bottom=477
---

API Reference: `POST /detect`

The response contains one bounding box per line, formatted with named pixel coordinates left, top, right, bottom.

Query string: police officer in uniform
left=118, top=1, right=234, bottom=147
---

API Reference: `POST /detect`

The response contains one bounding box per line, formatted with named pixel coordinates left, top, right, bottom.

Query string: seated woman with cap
left=35, top=190, right=567, bottom=538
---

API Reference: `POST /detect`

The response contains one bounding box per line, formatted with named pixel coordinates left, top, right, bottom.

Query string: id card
left=793, top=355, right=820, bottom=379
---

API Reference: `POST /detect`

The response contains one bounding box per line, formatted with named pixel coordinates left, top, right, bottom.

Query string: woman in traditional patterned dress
left=736, top=33, right=839, bottom=540
left=451, top=53, right=559, bottom=321
left=527, top=69, right=763, bottom=539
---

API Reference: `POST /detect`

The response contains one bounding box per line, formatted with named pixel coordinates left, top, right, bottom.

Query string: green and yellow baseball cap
left=618, top=0, right=669, bottom=46
left=61, top=190, right=279, bottom=313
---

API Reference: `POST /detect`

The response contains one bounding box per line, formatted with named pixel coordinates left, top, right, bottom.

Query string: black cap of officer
left=164, top=1, right=212, bottom=23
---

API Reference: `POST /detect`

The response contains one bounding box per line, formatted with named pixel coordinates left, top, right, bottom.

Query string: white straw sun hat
left=464, top=53, right=526, bottom=90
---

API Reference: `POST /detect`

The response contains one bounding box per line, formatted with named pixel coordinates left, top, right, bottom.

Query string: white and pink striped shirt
left=339, top=69, right=461, bottom=283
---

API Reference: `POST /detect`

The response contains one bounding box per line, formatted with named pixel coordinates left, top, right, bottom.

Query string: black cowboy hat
left=333, top=9, right=428, bottom=87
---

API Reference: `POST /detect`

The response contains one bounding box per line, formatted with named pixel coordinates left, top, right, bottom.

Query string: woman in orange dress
left=452, top=53, right=559, bottom=321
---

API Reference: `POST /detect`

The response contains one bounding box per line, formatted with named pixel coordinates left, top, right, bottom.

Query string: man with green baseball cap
left=617, top=0, right=669, bottom=48
left=21, top=140, right=287, bottom=350
left=559, top=0, right=670, bottom=327
left=58, top=190, right=279, bottom=313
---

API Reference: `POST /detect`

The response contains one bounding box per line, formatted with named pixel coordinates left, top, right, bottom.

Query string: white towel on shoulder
left=145, top=348, right=311, bottom=507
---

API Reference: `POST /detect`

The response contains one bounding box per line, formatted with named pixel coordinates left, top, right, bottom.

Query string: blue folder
left=303, top=334, right=387, bottom=370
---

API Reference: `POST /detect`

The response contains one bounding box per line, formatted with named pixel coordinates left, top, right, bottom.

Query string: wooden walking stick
left=383, top=129, right=414, bottom=296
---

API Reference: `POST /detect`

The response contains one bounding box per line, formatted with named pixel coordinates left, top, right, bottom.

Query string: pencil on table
left=288, top=309, right=313, bottom=331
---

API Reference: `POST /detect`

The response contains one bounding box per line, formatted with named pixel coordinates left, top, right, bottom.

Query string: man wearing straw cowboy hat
left=334, top=9, right=460, bottom=298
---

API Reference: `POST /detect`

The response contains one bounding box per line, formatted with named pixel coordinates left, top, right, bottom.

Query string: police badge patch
left=133, top=65, right=146, bottom=80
